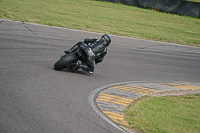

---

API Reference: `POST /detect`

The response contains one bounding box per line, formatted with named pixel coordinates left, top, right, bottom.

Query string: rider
left=64, top=34, right=111, bottom=74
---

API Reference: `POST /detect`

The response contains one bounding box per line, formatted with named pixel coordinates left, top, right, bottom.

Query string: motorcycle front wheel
left=54, top=53, right=77, bottom=70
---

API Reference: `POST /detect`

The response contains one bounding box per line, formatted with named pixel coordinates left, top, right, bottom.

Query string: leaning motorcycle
left=54, top=48, right=93, bottom=72
left=54, top=34, right=111, bottom=73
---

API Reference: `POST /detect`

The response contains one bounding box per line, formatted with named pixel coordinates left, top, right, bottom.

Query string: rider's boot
left=78, top=64, right=93, bottom=74
left=64, top=45, right=79, bottom=54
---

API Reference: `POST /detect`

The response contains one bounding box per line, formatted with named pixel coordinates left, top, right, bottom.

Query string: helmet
left=101, top=34, right=111, bottom=46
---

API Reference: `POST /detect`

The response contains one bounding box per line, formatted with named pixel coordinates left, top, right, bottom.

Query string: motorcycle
left=54, top=34, right=111, bottom=73
left=54, top=47, right=95, bottom=73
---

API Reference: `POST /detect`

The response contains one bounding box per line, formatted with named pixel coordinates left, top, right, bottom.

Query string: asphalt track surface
left=0, top=19, right=200, bottom=133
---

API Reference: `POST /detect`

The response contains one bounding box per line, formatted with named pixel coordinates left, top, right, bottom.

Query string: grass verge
left=0, top=0, right=200, bottom=46
left=124, top=94, right=200, bottom=133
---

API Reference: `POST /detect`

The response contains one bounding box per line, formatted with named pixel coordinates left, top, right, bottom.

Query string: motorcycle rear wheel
left=54, top=53, right=77, bottom=70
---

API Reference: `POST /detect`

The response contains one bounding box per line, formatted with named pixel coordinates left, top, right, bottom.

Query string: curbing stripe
left=97, top=98, right=129, bottom=105
left=98, top=93, right=134, bottom=102
left=111, top=84, right=158, bottom=95
left=96, top=93, right=134, bottom=106
left=101, top=110, right=129, bottom=126
left=157, top=83, right=200, bottom=90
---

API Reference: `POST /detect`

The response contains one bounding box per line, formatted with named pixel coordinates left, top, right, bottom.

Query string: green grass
left=0, top=0, right=200, bottom=46
left=124, top=94, right=200, bottom=133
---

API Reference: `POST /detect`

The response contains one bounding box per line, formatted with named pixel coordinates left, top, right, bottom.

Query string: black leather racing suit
left=84, top=38, right=108, bottom=65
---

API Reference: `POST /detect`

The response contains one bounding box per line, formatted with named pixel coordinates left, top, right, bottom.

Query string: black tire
left=54, top=53, right=77, bottom=70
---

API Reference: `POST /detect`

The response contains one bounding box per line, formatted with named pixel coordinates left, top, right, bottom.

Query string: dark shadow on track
left=52, top=68, right=92, bottom=76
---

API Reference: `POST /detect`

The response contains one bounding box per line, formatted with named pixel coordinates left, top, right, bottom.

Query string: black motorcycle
left=54, top=46, right=100, bottom=74
left=54, top=49, right=85, bottom=71
left=54, top=34, right=111, bottom=73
